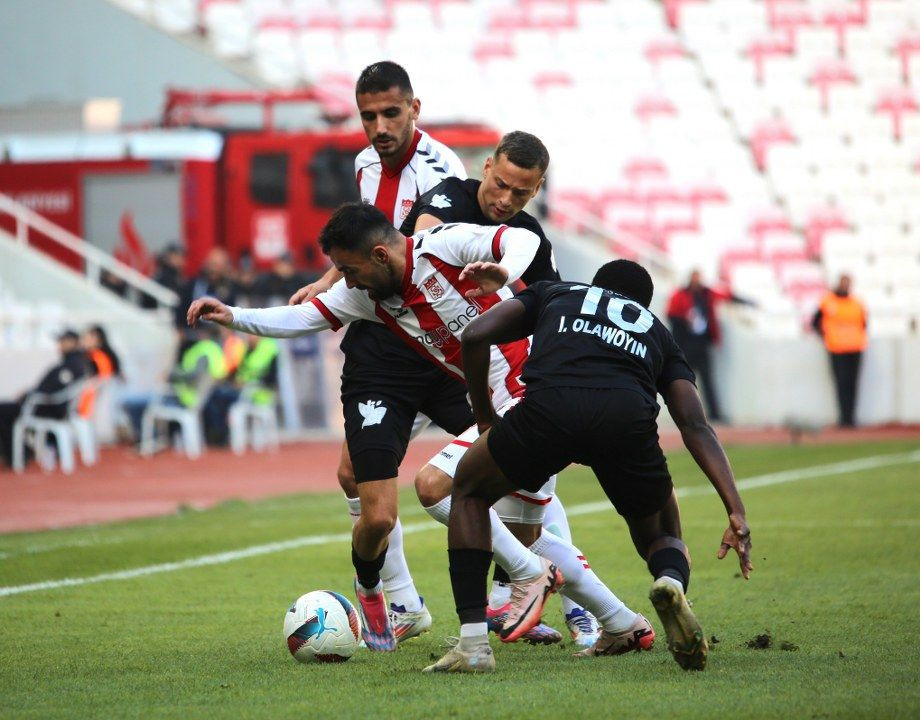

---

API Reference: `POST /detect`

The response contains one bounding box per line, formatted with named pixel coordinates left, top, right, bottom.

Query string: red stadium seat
left=809, top=59, right=858, bottom=113
left=745, top=35, right=795, bottom=84
left=750, top=117, right=797, bottom=171
left=874, top=86, right=919, bottom=141
left=822, top=2, right=868, bottom=56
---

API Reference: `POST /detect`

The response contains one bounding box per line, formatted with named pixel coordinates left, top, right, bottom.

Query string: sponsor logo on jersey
left=430, top=193, right=452, bottom=209
left=359, top=400, right=387, bottom=428
left=412, top=305, right=479, bottom=348
left=400, top=198, right=414, bottom=220
left=424, top=276, right=445, bottom=300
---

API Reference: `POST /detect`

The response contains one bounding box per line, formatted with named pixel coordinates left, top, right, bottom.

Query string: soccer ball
left=283, top=590, right=362, bottom=663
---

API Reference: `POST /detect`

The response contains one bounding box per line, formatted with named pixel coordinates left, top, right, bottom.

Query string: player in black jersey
left=400, top=130, right=559, bottom=288
left=425, top=260, right=753, bottom=674
left=407, top=132, right=605, bottom=647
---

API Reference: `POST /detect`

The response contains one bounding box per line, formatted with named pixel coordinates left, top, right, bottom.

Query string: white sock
left=529, top=533, right=637, bottom=633
left=355, top=579, right=383, bottom=596
left=423, top=497, right=543, bottom=581
left=541, top=494, right=580, bottom=616
left=459, top=622, right=489, bottom=650
left=345, top=495, right=421, bottom=612
left=657, top=575, right=685, bottom=593
left=489, top=581, right=511, bottom=609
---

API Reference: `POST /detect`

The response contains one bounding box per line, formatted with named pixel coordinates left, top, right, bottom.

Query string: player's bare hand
left=717, top=512, right=752, bottom=579
left=289, top=279, right=331, bottom=306
left=459, top=262, right=509, bottom=298
left=187, top=297, right=232, bottom=328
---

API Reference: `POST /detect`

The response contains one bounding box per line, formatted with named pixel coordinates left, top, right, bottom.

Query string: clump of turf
left=746, top=632, right=773, bottom=649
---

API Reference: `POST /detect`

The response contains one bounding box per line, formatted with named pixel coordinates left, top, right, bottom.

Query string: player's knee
left=360, top=505, right=397, bottom=539
left=415, top=464, right=452, bottom=506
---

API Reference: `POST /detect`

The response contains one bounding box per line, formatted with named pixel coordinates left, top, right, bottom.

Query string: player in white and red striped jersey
left=288, top=62, right=470, bottom=648
left=188, top=203, right=643, bottom=648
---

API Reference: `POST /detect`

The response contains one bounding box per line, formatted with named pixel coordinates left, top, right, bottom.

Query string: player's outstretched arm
left=663, top=378, right=753, bottom=579
left=288, top=266, right=342, bottom=305
left=187, top=296, right=233, bottom=327
left=461, top=300, right=531, bottom=431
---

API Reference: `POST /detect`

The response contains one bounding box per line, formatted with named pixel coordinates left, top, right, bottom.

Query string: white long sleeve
left=228, top=280, right=377, bottom=337
left=228, top=303, right=332, bottom=338
left=495, top=226, right=540, bottom=284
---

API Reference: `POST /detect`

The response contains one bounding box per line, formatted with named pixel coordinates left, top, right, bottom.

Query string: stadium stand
left=108, top=0, right=917, bottom=339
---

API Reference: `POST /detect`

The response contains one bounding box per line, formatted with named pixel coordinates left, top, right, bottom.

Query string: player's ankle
left=459, top=622, right=489, bottom=651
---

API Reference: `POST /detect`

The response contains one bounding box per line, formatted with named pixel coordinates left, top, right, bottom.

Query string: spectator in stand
left=81, top=325, right=122, bottom=379
left=234, top=251, right=260, bottom=309
left=176, top=248, right=236, bottom=328
left=77, top=325, right=123, bottom=419
left=666, top=269, right=754, bottom=422
left=0, top=329, right=89, bottom=468
left=203, top=333, right=280, bottom=446
left=811, top=274, right=867, bottom=428
left=142, top=243, right=186, bottom=309
left=100, top=268, right=128, bottom=298
left=254, top=252, right=309, bottom=306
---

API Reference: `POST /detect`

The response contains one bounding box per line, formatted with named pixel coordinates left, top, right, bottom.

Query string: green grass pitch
left=1, top=438, right=918, bottom=719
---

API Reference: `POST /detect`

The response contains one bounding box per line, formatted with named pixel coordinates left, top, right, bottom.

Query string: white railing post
left=0, top=192, right=178, bottom=311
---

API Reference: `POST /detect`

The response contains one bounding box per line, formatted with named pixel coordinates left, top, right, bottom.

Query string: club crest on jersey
left=399, top=198, right=414, bottom=220
left=424, top=276, right=445, bottom=300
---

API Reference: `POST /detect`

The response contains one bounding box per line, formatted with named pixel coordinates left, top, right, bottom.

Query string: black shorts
left=341, top=322, right=473, bottom=483
left=487, top=387, right=673, bottom=518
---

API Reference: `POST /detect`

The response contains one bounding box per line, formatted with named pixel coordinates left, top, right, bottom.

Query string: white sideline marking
left=1, top=449, right=918, bottom=598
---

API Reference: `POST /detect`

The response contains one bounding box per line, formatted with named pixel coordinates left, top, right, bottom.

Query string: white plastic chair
left=11, top=380, right=90, bottom=474
left=139, top=372, right=215, bottom=460
left=228, top=384, right=280, bottom=456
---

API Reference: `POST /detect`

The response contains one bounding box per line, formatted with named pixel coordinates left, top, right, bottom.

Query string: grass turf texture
left=1, top=439, right=918, bottom=719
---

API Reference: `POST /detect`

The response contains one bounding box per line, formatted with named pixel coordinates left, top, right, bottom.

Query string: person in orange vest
left=77, top=325, right=122, bottom=418
left=811, top=274, right=868, bottom=427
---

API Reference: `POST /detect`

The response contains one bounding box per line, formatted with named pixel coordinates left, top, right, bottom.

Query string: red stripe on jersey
left=491, top=225, right=508, bottom=261
left=310, top=298, right=343, bottom=330
left=373, top=170, right=400, bottom=224
left=372, top=304, right=465, bottom=383
left=405, top=291, right=464, bottom=369
left=496, top=340, right=528, bottom=398
left=451, top=439, right=473, bottom=447
left=428, top=255, right=528, bottom=399
left=510, top=492, right=553, bottom=506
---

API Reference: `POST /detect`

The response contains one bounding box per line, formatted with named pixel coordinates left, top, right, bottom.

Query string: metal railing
left=0, top=192, right=178, bottom=310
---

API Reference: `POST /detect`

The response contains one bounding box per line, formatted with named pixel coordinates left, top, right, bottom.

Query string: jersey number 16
left=576, top=286, right=654, bottom=334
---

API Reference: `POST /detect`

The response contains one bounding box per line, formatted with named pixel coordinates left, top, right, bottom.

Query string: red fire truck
left=0, top=89, right=500, bottom=274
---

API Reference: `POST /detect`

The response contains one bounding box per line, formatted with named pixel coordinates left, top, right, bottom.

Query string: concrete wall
left=0, top=0, right=256, bottom=125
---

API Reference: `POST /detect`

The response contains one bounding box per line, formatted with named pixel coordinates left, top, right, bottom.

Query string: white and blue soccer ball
left=284, top=590, right=362, bottom=663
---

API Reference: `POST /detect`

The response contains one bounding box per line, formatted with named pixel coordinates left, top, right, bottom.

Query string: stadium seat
left=11, top=380, right=95, bottom=475
left=228, top=385, right=280, bottom=456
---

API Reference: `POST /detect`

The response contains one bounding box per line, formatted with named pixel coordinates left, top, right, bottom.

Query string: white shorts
left=409, top=412, right=432, bottom=440
left=427, top=400, right=556, bottom=525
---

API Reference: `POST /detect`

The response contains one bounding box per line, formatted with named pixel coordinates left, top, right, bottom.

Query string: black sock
left=449, top=548, right=494, bottom=625
left=492, top=563, right=511, bottom=585
left=352, top=544, right=387, bottom=591
left=647, top=546, right=690, bottom=592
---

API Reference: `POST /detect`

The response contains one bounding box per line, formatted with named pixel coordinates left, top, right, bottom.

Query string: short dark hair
left=318, top=202, right=397, bottom=255
left=355, top=61, right=413, bottom=97
left=591, top=260, right=654, bottom=307
left=494, top=131, right=550, bottom=174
